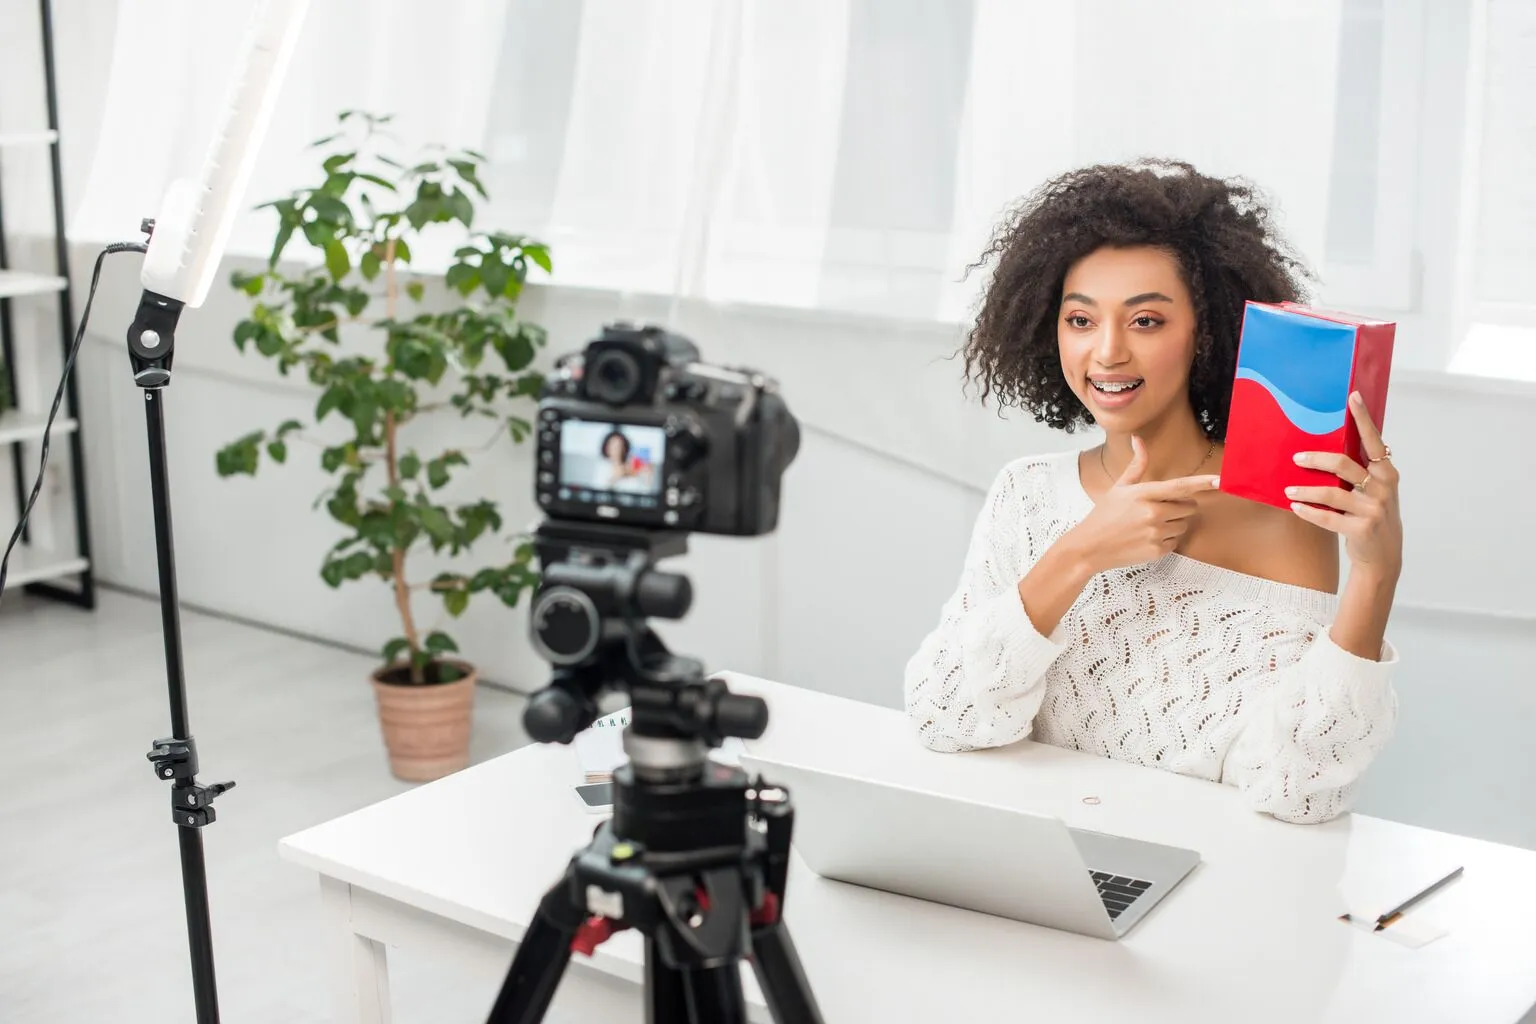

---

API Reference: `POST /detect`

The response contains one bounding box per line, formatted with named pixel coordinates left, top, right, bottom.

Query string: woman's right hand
left=1064, top=436, right=1220, bottom=576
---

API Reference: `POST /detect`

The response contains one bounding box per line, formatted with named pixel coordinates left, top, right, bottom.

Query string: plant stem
left=383, top=235, right=425, bottom=684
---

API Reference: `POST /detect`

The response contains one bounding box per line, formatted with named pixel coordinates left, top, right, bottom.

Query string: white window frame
left=1318, top=0, right=1425, bottom=315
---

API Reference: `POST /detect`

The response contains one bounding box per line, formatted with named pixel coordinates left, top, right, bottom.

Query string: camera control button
left=539, top=449, right=554, bottom=466
left=539, top=471, right=555, bottom=485
left=664, top=510, right=679, bottom=525
left=666, top=488, right=680, bottom=507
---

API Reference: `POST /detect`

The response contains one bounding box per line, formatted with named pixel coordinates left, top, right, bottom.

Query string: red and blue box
left=1219, top=301, right=1395, bottom=510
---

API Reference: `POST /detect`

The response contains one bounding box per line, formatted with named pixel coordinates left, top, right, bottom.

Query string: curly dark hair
left=961, top=158, right=1314, bottom=439
left=601, top=429, right=631, bottom=461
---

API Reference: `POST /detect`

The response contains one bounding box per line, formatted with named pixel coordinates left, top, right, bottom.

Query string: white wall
left=61, top=240, right=1536, bottom=853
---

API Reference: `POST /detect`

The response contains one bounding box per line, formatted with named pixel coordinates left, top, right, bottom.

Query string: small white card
left=573, top=706, right=747, bottom=783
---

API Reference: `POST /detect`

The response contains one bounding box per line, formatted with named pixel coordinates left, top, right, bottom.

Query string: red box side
left=1345, top=321, right=1395, bottom=467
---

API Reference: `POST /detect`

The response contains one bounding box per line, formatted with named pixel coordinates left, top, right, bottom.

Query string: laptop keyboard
left=1090, top=871, right=1153, bottom=920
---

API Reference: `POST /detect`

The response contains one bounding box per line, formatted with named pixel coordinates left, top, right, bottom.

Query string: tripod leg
left=645, top=943, right=748, bottom=1024
left=749, top=920, right=825, bottom=1024
left=484, top=869, right=586, bottom=1024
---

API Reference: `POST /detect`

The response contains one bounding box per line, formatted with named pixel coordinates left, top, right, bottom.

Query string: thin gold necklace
left=1100, top=438, right=1218, bottom=484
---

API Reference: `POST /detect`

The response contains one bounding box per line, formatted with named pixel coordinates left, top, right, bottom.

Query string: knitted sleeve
left=1221, top=631, right=1399, bottom=824
left=902, top=461, right=1071, bottom=751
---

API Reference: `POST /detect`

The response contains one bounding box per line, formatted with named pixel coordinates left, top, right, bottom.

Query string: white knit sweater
left=903, top=450, right=1399, bottom=824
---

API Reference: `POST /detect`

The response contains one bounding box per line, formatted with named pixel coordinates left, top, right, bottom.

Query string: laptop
left=737, top=753, right=1200, bottom=940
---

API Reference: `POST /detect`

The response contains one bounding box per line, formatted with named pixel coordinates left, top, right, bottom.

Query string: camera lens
left=586, top=349, right=641, bottom=405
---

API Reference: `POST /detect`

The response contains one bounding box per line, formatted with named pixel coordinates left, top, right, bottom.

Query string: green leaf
left=427, top=458, right=450, bottom=489
left=404, top=200, right=432, bottom=231
left=443, top=588, right=469, bottom=617
left=494, top=328, right=535, bottom=372
left=214, top=433, right=262, bottom=477
left=419, top=504, right=455, bottom=547
left=382, top=637, right=411, bottom=664
left=232, top=271, right=265, bottom=296
left=268, top=219, right=294, bottom=268
left=254, top=328, right=284, bottom=357
left=524, top=244, right=552, bottom=274
left=266, top=440, right=287, bottom=464
left=507, top=416, right=532, bottom=443
left=233, top=320, right=258, bottom=352
left=316, top=386, right=345, bottom=422
left=406, top=281, right=425, bottom=303
left=324, top=239, right=350, bottom=280
left=444, top=263, right=479, bottom=296
left=356, top=172, right=397, bottom=191
left=310, top=194, right=352, bottom=226
left=480, top=258, right=509, bottom=300
left=394, top=238, right=412, bottom=264
left=424, top=630, right=459, bottom=654
left=276, top=419, right=304, bottom=438
left=360, top=249, right=381, bottom=281
left=344, top=287, right=370, bottom=317
left=399, top=452, right=421, bottom=479
left=320, top=445, right=349, bottom=473
left=320, top=560, right=345, bottom=587
left=449, top=188, right=474, bottom=227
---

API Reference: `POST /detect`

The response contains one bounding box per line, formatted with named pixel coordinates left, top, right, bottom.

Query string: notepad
left=574, top=706, right=747, bottom=784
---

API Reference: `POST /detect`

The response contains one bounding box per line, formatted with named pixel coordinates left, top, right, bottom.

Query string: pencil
left=1373, top=866, right=1464, bottom=931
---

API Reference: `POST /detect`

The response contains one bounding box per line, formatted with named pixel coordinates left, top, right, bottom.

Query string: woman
left=599, top=429, right=653, bottom=491
left=903, top=159, right=1402, bottom=825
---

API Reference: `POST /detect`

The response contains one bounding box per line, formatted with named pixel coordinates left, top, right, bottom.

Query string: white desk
left=279, top=675, right=1536, bottom=1023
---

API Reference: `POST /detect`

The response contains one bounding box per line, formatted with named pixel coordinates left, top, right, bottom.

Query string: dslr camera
left=533, top=322, right=798, bottom=536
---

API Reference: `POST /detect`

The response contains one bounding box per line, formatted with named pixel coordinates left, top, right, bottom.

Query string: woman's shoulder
left=980, top=448, right=1092, bottom=519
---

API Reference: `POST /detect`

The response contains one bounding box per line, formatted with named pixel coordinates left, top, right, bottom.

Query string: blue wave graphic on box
left=1233, top=366, right=1345, bottom=435
left=1237, top=304, right=1355, bottom=411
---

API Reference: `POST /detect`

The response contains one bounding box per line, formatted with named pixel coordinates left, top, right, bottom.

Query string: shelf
left=0, top=130, right=58, bottom=148
left=0, top=270, right=67, bottom=299
left=0, top=411, right=77, bottom=445
left=1, top=546, right=89, bottom=589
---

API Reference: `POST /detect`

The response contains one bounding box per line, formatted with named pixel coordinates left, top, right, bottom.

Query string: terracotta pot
left=369, top=659, right=477, bottom=782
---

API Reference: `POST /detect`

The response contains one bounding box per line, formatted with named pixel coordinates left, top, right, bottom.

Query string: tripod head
left=521, top=520, right=769, bottom=785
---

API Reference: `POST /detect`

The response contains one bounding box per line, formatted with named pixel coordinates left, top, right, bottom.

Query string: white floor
left=0, top=588, right=533, bottom=1023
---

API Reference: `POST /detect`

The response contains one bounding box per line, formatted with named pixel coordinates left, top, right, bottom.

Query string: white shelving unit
left=0, top=410, right=77, bottom=445
left=3, top=545, right=89, bottom=588
left=1, top=0, right=93, bottom=608
left=0, top=269, right=67, bottom=300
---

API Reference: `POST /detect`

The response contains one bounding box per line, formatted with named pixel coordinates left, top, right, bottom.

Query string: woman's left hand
left=1286, top=391, right=1403, bottom=581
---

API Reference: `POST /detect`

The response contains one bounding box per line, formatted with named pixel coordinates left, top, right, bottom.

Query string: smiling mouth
left=1089, top=378, right=1144, bottom=394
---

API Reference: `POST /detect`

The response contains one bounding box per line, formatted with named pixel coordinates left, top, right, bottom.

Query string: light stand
left=128, top=275, right=236, bottom=1024
left=116, top=2, right=308, bottom=1019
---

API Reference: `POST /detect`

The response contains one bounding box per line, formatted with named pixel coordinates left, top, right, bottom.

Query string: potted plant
left=215, top=111, right=546, bottom=781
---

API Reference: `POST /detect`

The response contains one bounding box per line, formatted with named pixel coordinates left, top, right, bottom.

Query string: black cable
left=0, top=241, right=146, bottom=607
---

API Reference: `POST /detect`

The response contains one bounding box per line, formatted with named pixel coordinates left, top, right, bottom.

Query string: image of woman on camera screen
left=903, top=159, right=1404, bottom=826
left=599, top=428, right=656, bottom=492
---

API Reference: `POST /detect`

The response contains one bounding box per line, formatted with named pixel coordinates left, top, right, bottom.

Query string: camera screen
left=557, top=419, right=667, bottom=508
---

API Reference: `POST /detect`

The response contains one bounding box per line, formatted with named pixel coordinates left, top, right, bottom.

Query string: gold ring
left=1368, top=444, right=1392, bottom=463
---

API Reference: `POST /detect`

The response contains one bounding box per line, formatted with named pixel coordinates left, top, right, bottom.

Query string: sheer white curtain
left=69, top=0, right=511, bottom=260
left=481, top=0, right=1345, bottom=322
left=67, top=0, right=1350, bottom=324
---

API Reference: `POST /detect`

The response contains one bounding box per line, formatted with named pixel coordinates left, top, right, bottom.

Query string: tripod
left=483, top=524, right=825, bottom=1024
left=128, top=278, right=236, bottom=1024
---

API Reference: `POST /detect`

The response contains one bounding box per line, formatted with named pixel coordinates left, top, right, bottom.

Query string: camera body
left=534, top=322, right=798, bottom=537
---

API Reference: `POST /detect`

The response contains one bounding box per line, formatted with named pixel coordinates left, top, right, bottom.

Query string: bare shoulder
left=1186, top=491, right=1341, bottom=593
